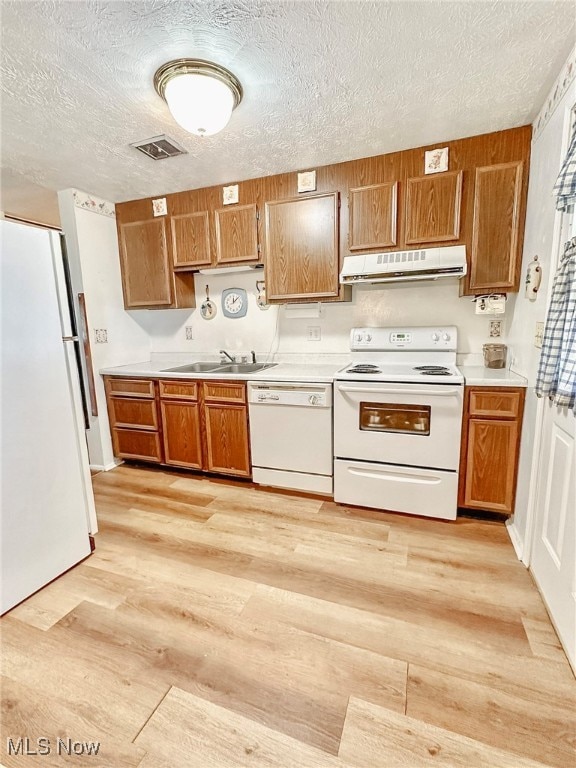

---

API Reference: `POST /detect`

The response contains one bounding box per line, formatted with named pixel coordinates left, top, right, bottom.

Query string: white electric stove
left=334, top=326, right=464, bottom=520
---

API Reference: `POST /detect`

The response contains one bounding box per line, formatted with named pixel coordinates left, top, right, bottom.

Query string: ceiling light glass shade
left=154, top=59, right=243, bottom=137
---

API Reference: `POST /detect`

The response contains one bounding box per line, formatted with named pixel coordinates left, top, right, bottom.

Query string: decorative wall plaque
left=298, top=170, right=317, bottom=192
left=222, top=184, right=239, bottom=205
left=152, top=197, right=167, bottom=216
left=424, top=147, right=449, bottom=174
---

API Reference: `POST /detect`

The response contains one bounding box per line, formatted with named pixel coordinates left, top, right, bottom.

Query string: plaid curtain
left=553, top=132, right=576, bottom=211
left=535, top=237, right=576, bottom=413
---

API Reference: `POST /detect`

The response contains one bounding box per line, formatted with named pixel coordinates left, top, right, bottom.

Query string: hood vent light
left=130, top=134, right=187, bottom=160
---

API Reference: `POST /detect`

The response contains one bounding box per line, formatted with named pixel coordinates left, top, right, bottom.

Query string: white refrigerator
left=1, top=219, right=96, bottom=613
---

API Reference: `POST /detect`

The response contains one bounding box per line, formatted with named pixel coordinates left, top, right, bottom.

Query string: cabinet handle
left=337, top=385, right=460, bottom=396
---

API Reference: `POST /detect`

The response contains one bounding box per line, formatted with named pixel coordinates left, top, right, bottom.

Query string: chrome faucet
left=250, top=350, right=256, bottom=364
left=219, top=349, right=235, bottom=363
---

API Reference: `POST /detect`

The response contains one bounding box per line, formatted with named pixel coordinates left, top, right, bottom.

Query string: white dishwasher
left=248, top=381, right=333, bottom=494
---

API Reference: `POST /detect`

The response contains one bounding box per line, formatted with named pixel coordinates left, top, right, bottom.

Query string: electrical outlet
left=185, top=325, right=194, bottom=341
left=489, top=320, right=502, bottom=338
left=535, top=321, right=544, bottom=349
left=307, top=326, right=321, bottom=341
left=94, top=329, right=108, bottom=343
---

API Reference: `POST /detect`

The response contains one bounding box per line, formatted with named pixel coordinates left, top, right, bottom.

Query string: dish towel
left=553, top=131, right=576, bottom=212
left=535, top=237, right=576, bottom=413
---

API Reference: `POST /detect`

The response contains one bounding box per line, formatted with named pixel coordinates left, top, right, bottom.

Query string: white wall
left=58, top=189, right=151, bottom=470
left=506, top=50, right=575, bottom=554
left=141, top=269, right=494, bottom=363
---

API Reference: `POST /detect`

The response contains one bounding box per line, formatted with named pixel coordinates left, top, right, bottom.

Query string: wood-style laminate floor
left=2, top=464, right=575, bottom=767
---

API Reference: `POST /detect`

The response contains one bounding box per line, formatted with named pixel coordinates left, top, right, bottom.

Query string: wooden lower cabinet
left=113, top=429, right=163, bottom=463
left=160, top=400, right=203, bottom=469
left=459, top=386, right=525, bottom=515
left=203, top=402, right=251, bottom=477
left=105, top=376, right=251, bottom=477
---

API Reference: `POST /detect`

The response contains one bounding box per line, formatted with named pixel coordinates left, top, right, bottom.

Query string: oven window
left=359, top=402, right=431, bottom=435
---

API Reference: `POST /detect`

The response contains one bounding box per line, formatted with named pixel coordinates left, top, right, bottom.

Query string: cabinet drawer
left=109, top=397, right=159, bottom=429
left=159, top=380, right=199, bottom=401
left=113, top=428, right=163, bottom=462
left=106, top=378, right=155, bottom=398
left=469, top=389, right=522, bottom=419
left=202, top=381, right=246, bottom=403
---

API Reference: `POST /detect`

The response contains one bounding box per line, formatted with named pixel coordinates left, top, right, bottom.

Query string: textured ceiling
left=1, top=0, right=574, bottom=225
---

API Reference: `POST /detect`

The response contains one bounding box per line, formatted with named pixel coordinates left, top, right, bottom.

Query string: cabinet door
left=119, top=218, right=172, bottom=307
left=462, top=418, right=519, bottom=513
left=204, top=403, right=251, bottom=477
left=214, top=204, right=259, bottom=264
left=161, top=401, right=203, bottom=469
left=404, top=171, right=462, bottom=245
left=469, top=161, right=523, bottom=292
left=349, top=182, right=397, bottom=250
left=170, top=212, right=211, bottom=268
left=265, top=192, right=339, bottom=301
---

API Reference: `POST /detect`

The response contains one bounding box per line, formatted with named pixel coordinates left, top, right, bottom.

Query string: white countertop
left=459, top=366, right=528, bottom=387
left=100, top=359, right=528, bottom=388
left=99, top=360, right=343, bottom=384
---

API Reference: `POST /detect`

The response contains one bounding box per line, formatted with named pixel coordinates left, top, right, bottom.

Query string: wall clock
left=222, top=287, right=248, bottom=318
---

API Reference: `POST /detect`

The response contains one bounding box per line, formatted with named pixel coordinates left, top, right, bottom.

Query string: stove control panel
left=350, top=326, right=457, bottom=352
left=390, top=332, right=412, bottom=344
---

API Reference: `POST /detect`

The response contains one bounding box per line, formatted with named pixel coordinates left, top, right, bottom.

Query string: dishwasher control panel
left=248, top=382, right=332, bottom=408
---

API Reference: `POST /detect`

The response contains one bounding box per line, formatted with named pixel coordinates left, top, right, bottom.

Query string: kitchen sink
left=214, top=363, right=278, bottom=374
left=162, top=362, right=223, bottom=373
left=161, top=362, right=278, bottom=375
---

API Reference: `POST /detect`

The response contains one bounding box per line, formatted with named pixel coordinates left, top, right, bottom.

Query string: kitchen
left=4, top=4, right=574, bottom=765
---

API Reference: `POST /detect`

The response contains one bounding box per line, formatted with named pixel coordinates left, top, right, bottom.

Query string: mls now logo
left=7, top=737, right=101, bottom=756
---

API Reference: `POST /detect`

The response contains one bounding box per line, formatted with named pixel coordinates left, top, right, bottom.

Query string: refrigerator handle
left=77, top=293, right=98, bottom=418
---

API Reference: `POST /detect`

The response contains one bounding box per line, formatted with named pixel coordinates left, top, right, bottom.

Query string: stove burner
left=414, top=365, right=450, bottom=372
left=422, top=370, right=452, bottom=376
left=347, top=364, right=382, bottom=374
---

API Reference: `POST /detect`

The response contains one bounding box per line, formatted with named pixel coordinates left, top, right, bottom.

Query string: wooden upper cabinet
left=265, top=192, right=339, bottom=301
left=469, top=161, right=523, bottom=293
left=349, top=182, right=397, bottom=251
left=404, top=171, right=463, bottom=245
left=214, top=204, right=259, bottom=265
left=170, top=211, right=211, bottom=268
left=119, top=218, right=172, bottom=307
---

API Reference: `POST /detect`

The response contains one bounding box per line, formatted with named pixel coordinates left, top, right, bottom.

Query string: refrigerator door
left=1, top=220, right=93, bottom=614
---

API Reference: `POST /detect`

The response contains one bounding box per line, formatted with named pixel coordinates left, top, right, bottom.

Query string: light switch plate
left=94, top=329, right=108, bottom=343
left=535, top=321, right=544, bottom=349
left=307, top=326, right=321, bottom=341
left=185, top=326, right=194, bottom=341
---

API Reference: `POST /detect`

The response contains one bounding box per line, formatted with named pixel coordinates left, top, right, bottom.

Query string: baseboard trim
left=506, top=519, right=524, bottom=562
left=90, top=458, right=123, bottom=472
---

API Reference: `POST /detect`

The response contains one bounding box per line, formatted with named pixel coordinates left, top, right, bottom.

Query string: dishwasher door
left=248, top=382, right=333, bottom=493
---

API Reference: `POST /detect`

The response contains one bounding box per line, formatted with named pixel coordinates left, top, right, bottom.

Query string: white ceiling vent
left=130, top=134, right=187, bottom=160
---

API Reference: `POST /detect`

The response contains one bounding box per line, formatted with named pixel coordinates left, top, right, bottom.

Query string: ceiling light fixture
left=154, top=58, right=243, bottom=137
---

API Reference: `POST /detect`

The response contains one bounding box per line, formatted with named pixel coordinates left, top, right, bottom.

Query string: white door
left=530, top=400, right=575, bottom=669
left=529, top=112, right=576, bottom=670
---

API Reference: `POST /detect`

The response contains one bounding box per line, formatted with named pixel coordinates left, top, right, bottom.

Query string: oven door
left=334, top=380, right=463, bottom=470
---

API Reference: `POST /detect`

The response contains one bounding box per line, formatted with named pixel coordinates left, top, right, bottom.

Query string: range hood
left=340, top=245, right=467, bottom=285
